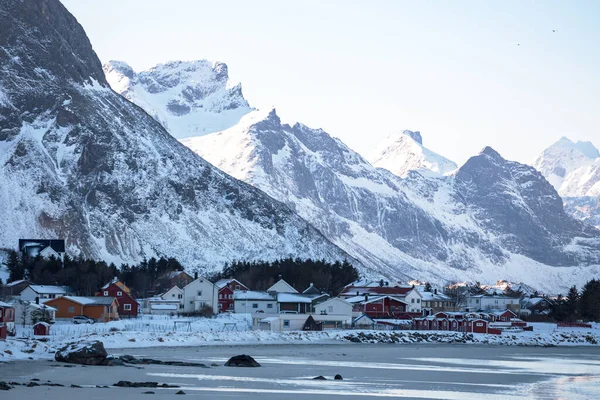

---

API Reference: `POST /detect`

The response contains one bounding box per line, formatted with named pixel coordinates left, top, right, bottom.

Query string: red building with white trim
left=0, top=301, right=16, bottom=339
left=96, top=280, right=139, bottom=318
left=216, top=279, right=248, bottom=313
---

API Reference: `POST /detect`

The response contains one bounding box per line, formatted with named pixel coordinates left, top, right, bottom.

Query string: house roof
left=54, top=296, right=116, bottom=306
left=277, top=293, right=313, bottom=304
left=234, top=291, right=276, bottom=301
left=345, top=294, right=409, bottom=305
left=340, top=286, right=414, bottom=296
left=353, top=314, right=375, bottom=323
left=302, top=284, right=321, bottom=295
left=267, top=279, right=298, bottom=293
left=418, top=290, right=451, bottom=301
left=215, top=278, right=247, bottom=289
left=4, top=279, right=31, bottom=287
left=0, top=301, right=14, bottom=308
left=27, top=285, right=72, bottom=295
left=260, top=317, right=280, bottom=323
left=315, top=297, right=352, bottom=308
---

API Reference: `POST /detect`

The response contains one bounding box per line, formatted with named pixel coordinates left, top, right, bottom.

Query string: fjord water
left=3, top=344, right=599, bottom=399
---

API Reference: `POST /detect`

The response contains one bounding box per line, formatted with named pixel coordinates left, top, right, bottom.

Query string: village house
left=346, top=295, right=409, bottom=318
left=19, top=239, right=65, bottom=260
left=0, top=301, right=16, bottom=339
left=520, top=297, right=553, bottom=316
left=419, top=289, right=458, bottom=315
left=339, top=282, right=423, bottom=313
left=96, top=278, right=139, bottom=318
left=182, top=275, right=218, bottom=314
left=146, top=285, right=185, bottom=315
left=155, top=270, right=194, bottom=294
left=215, top=278, right=248, bottom=313
left=19, top=284, right=73, bottom=302
left=313, top=297, right=353, bottom=326
left=465, top=294, right=520, bottom=312
left=234, top=291, right=277, bottom=314
left=0, top=279, right=34, bottom=299
left=44, top=296, right=119, bottom=322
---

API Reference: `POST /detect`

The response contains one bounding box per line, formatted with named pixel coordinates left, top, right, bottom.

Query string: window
left=219, top=294, right=222, bottom=299
left=416, top=299, right=420, bottom=303
left=328, top=306, right=334, bottom=312
left=68, top=306, right=74, bottom=313
left=197, top=291, right=202, bottom=296
left=124, top=304, right=132, bottom=311
left=476, top=322, right=483, bottom=327
left=104, top=291, right=109, bottom=296
left=172, top=294, right=176, bottom=297
left=190, top=301, right=193, bottom=305
left=252, top=303, right=258, bottom=309
left=178, top=294, right=183, bottom=299
left=218, top=304, right=222, bottom=309
left=179, top=304, right=184, bottom=309
left=235, top=285, right=240, bottom=290
left=283, top=320, right=290, bottom=328
left=411, top=299, right=415, bottom=304
left=267, top=304, right=273, bottom=309
left=117, top=291, right=122, bottom=296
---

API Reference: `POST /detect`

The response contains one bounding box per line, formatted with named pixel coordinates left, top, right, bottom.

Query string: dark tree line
left=210, top=258, right=359, bottom=295
left=4, top=250, right=184, bottom=297
left=551, top=280, right=600, bottom=322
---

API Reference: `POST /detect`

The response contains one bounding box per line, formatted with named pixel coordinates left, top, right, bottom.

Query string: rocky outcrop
left=54, top=341, right=107, bottom=365
left=224, top=354, right=261, bottom=367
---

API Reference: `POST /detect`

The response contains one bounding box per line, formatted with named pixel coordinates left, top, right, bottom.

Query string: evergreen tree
left=566, top=285, right=580, bottom=321
left=580, top=279, right=600, bottom=322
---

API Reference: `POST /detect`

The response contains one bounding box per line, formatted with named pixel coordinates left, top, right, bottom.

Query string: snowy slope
left=368, top=130, right=457, bottom=177
left=184, top=109, right=600, bottom=292
left=0, top=0, right=354, bottom=271
left=103, top=60, right=253, bottom=138
left=533, top=137, right=600, bottom=228
left=533, top=137, right=600, bottom=196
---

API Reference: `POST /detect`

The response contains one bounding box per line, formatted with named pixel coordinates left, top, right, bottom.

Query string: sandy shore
left=2, top=343, right=600, bottom=399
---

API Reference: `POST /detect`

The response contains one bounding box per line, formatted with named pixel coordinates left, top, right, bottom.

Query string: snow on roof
left=34, top=321, right=52, bottom=327
left=341, top=286, right=413, bottom=296
left=234, top=291, right=275, bottom=301
left=59, top=296, right=115, bottom=306
left=277, top=293, right=313, bottom=303
left=151, top=304, right=178, bottom=310
left=101, top=277, right=119, bottom=290
left=28, top=285, right=71, bottom=294
left=0, top=301, right=14, bottom=308
left=344, top=294, right=408, bottom=305
left=419, top=291, right=451, bottom=301
left=4, top=279, right=28, bottom=287
left=374, top=319, right=412, bottom=325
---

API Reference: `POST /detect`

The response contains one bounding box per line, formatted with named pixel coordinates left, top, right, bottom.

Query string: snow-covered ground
left=1, top=315, right=599, bottom=362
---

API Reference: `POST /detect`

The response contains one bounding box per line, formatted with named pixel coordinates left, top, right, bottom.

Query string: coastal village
left=1, top=239, right=584, bottom=341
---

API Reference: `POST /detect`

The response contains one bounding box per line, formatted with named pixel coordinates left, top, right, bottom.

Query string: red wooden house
left=0, top=301, right=16, bottom=339
left=352, top=296, right=408, bottom=318
left=96, top=279, right=139, bottom=318
left=216, top=279, right=248, bottom=313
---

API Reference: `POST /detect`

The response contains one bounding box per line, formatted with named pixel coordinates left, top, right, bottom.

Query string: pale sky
left=62, top=0, right=600, bottom=166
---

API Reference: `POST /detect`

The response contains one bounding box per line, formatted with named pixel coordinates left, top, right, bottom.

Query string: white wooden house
left=182, top=277, right=218, bottom=314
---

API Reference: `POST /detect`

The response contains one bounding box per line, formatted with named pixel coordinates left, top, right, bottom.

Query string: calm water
left=2, top=343, right=600, bottom=399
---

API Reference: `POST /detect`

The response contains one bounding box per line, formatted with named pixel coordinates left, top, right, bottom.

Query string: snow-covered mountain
left=0, top=0, right=354, bottom=271
left=368, top=130, right=457, bottom=177
left=182, top=109, right=600, bottom=292
left=533, top=137, right=600, bottom=228
left=103, top=59, right=252, bottom=138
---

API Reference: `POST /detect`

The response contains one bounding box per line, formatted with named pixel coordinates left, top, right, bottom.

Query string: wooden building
left=45, top=296, right=119, bottom=322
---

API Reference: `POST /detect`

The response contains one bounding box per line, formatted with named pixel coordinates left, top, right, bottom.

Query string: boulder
left=55, top=341, right=108, bottom=365
left=312, top=376, right=327, bottom=380
left=224, top=354, right=261, bottom=367
left=334, top=374, right=343, bottom=380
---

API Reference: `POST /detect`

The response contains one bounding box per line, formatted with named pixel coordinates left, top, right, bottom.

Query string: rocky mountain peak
left=403, top=130, right=423, bottom=145
left=368, top=130, right=457, bottom=177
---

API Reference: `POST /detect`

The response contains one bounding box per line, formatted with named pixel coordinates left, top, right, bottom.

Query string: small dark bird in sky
left=552, top=30, right=557, bottom=32
left=517, top=44, right=520, bottom=46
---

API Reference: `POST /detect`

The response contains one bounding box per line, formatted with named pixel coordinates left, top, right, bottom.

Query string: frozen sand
left=1, top=343, right=600, bottom=399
